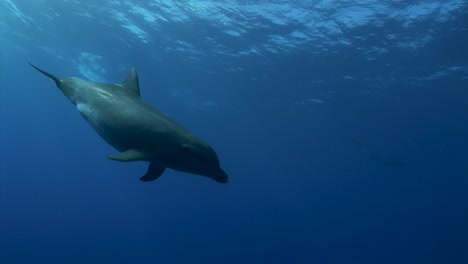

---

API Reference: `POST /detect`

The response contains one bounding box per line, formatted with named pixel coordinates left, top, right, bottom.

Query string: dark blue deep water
left=1, top=1, right=468, bottom=263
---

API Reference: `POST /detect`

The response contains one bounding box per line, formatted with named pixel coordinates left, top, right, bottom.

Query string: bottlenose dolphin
left=352, top=137, right=406, bottom=168
left=30, top=63, right=228, bottom=183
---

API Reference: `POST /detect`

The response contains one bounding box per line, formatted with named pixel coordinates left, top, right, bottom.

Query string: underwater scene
left=1, top=1, right=468, bottom=263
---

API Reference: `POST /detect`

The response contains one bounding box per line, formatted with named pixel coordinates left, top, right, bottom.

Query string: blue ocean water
left=1, top=0, right=468, bottom=263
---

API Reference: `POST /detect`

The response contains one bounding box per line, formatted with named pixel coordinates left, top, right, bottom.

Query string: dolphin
left=351, top=137, right=406, bottom=168
left=29, top=63, right=228, bottom=183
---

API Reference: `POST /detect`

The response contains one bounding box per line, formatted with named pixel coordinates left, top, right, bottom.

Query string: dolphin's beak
left=211, top=168, right=228, bottom=183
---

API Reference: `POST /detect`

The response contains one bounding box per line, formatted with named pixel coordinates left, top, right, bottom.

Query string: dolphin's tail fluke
left=29, top=63, right=61, bottom=86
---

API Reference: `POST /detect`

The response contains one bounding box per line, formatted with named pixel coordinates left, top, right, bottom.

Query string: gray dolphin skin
left=29, top=63, right=228, bottom=183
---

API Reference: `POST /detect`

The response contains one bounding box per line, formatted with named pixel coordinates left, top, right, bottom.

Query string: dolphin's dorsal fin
left=107, top=149, right=146, bottom=161
left=119, top=68, right=140, bottom=96
left=140, top=162, right=166, bottom=182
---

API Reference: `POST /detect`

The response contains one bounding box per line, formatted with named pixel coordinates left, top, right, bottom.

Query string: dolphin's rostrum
left=30, top=63, right=228, bottom=183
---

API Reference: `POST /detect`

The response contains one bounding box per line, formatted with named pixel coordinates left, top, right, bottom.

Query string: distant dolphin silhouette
left=30, top=63, right=228, bottom=183
left=352, top=137, right=406, bottom=168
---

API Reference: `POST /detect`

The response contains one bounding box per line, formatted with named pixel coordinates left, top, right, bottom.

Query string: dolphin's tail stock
left=29, top=63, right=61, bottom=86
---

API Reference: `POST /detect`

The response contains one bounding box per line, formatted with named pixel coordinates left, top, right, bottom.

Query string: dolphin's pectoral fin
left=140, top=162, right=166, bottom=182
left=107, top=149, right=146, bottom=162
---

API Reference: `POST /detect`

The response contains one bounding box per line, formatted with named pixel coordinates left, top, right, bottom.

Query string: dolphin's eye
left=182, top=145, right=193, bottom=153
left=182, top=145, right=198, bottom=157
left=182, top=145, right=206, bottom=161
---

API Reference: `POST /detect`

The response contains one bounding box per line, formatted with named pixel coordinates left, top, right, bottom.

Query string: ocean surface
left=1, top=1, right=468, bottom=263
